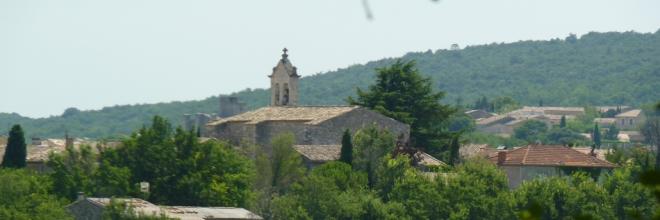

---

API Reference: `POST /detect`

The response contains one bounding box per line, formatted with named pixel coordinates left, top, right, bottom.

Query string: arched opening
left=283, top=83, right=290, bottom=105
left=274, top=83, right=280, bottom=105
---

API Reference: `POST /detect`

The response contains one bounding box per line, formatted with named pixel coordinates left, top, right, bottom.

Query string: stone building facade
left=206, top=106, right=410, bottom=152
left=206, top=49, right=410, bottom=151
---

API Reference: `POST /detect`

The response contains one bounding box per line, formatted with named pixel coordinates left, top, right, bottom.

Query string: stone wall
left=312, top=108, right=410, bottom=145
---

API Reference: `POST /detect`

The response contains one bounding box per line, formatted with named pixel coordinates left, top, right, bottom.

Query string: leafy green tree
left=559, top=115, right=566, bottom=128
left=339, top=129, right=353, bottom=166
left=605, top=125, right=620, bottom=140
left=353, top=125, right=395, bottom=188
left=253, top=133, right=304, bottom=218
left=603, top=164, right=657, bottom=219
left=100, top=116, right=254, bottom=206
left=348, top=60, right=454, bottom=154
left=640, top=102, right=660, bottom=170
left=514, top=120, right=548, bottom=143
left=2, top=124, right=27, bottom=168
left=385, top=156, right=448, bottom=219
left=515, top=173, right=615, bottom=220
left=0, top=169, right=73, bottom=220
left=545, top=127, right=587, bottom=146
left=48, top=145, right=97, bottom=200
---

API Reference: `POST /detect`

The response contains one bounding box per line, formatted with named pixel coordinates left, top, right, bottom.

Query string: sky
left=1, top=0, right=659, bottom=118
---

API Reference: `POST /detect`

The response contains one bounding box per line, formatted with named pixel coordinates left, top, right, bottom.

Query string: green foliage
left=271, top=161, right=404, bottom=220
left=101, top=116, right=255, bottom=206
left=448, top=135, right=460, bottom=165
left=544, top=127, right=588, bottom=146
left=2, top=31, right=659, bottom=139
left=593, top=124, right=601, bottom=148
left=514, top=173, right=615, bottom=220
left=339, top=129, right=353, bottom=166
left=603, top=165, right=657, bottom=219
left=348, top=60, right=454, bottom=154
left=445, top=159, right=516, bottom=219
left=514, top=120, right=548, bottom=143
left=0, top=169, right=72, bottom=220
left=253, top=133, right=305, bottom=219
left=605, top=125, right=620, bottom=140
left=559, top=115, right=567, bottom=128
left=353, top=125, right=396, bottom=188
left=2, top=124, right=27, bottom=168
left=48, top=145, right=98, bottom=200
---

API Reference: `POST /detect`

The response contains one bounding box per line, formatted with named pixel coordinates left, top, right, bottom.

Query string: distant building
left=206, top=49, right=410, bottom=152
left=67, top=197, right=262, bottom=220
left=475, top=106, right=582, bottom=136
left=489, top=144, right=616, bottom=188
left=464, top=109, right=495, bottom=120
left=615, top=109, right=645, bottom=130
left=219, top=96, right=246, bottom=118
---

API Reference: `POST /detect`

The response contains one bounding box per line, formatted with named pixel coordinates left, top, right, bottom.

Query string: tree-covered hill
left=2, top=30, right=659, bottom=139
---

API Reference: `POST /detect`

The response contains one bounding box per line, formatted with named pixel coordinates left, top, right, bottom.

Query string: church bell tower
left=269, top=48, right=300, bottom=106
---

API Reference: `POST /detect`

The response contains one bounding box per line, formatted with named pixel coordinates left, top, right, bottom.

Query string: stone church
left=206, top=49, right=409, bottom=151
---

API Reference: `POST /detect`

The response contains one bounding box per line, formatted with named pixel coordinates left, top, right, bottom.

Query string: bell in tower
left=269, top=48, right=300, bottom=106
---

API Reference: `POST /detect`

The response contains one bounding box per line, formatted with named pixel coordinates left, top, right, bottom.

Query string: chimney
left=497, top=151, right=507, bottom=165
left=76, top=192, right=85, bottom=201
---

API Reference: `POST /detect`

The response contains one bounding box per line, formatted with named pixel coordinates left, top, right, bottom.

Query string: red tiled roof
left=489, top=145, right=616, bottom=168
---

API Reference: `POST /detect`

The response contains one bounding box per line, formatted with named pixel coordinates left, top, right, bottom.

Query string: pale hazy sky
left=1, top=0, right=659, bottom=118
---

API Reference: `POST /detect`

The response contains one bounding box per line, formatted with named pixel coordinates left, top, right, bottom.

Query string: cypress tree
left=593, top=123, right=601, bottom=149
left=339, top=129, right=353, bottom=166
left=559, top=115, right=567, bottom=128
left=448, top=135, right=460, bottom=166
left=1, top=124, right=27, bottom=168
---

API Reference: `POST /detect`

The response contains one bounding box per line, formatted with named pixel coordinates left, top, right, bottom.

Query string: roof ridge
left=521, top=145, right=532, bottom=165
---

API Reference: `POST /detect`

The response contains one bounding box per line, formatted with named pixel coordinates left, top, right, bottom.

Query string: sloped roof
left=76, top=198, right=262, bottom=220
left=616, top=109, right=642, bottom=118
left=293, top=145, right=341, bottom=162
left=416, top=152, right=446, bottom=166
left=163, top=206, right=263, bottom=220
left=207, top=106, right=359, bottom=126
left=489, top=145, right=616, bottom=168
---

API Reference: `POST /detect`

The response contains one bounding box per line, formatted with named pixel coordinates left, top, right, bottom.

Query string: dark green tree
left=514, top=120, right=548, bottom=143
left=593, top=123, right=601, bottom=149
left=339, top=129, right=353, bottom=166
left=448, top=134, right=460, bottom=166
left=1, top=124, right=27, bottom=168
left=605, top=125, right=620, bottom=140
left=348, top=60, right=454, bottom=155
left=353, top=125, right=395, bottom=188
left=559, top=115, right=567, bottom=128
left=0, top=169, right=73, bottom=219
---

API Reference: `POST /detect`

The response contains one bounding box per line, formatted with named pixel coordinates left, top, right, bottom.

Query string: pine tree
left=1, top=124, right=27, bottom=168
left=559, top=115, right=567, bottom=128
left=339, top=129, right=353, bottom=166
left=593, top=123, right=601, bottom=149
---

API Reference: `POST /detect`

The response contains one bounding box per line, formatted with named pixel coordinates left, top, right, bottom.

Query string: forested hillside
left=2, top=30, right=659, bottom=138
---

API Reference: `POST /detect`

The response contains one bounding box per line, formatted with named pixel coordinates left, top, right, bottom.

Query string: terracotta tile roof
left=616, top=109, right=642, bottom=118
left=489, top=145, right=616, bottom=168
left=293, top=145, right=341, bottom=162
left=207, top=106, right=359, bottom=126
